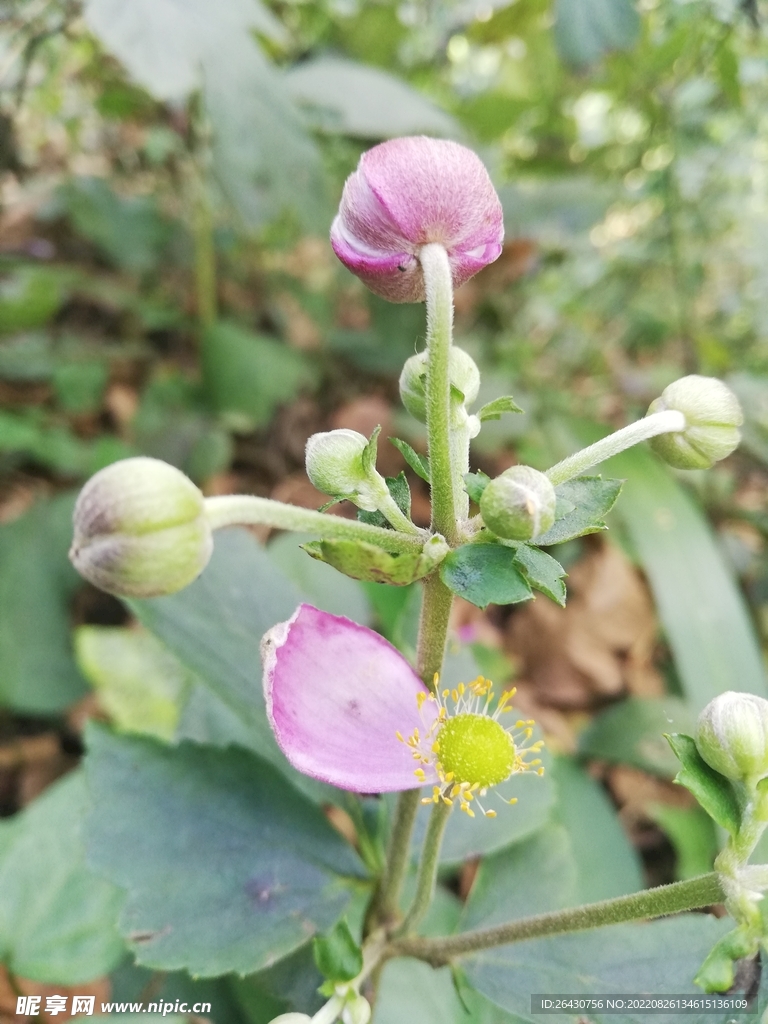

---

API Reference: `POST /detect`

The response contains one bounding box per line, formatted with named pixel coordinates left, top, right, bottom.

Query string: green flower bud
left=266, top=1016, right=312, bottom=1024
left=479, top=465, right=556, bottom=541
left=305, top=429, right=386, bottom=512
left=342, top=995, right=371, bottom=1024
left=647, top=375, right=743, bottom=470
left=399, top=346, right=480, bottom=423
left=696, top=691, right=768, bottom=784
left=70, top=457, right=212, bottom=599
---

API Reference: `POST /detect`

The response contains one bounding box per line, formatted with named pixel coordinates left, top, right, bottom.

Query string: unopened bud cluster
left=648, top=375, right=742, bottom=470
left=480, top=465, right=556, bottom=541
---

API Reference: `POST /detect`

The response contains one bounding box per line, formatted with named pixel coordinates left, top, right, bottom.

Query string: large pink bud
left=331, top=136, right=504, bottom=303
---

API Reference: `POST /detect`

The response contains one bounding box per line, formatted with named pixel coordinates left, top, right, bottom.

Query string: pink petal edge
left=261, top=604, right=438, bottom=792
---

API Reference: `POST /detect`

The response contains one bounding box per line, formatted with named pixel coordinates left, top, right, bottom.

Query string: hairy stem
left=376, top=490, right=426, bottom=536
left=376, top=790, right=422, bottom=926
left=398, top=800, right=452, bottom=936
left=203, top=495, right=426, bottom=554
left=416, top=574, right=454, bottom=689
left=387, top=873, right=724, bottom=965
left=421, top=243, right=458, bottom=545
left=546, top=409, right=686, bottom=487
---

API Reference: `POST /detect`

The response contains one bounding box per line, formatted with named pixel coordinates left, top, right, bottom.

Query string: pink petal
left=262, top=604, right=438, bottom=792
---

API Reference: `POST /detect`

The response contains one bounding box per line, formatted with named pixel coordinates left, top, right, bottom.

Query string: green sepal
left=665, top=733, right=741, bottom=836
left=439, top=542, right=533, bottom=609
left=477, top=396, right=524, bottom=421
left=361, top=424, right=381, bottom=478
left=534, top=476, right=623, bottom=546
left=694, top=926, right=757, bottom=993
left=302, top=534, right=449, bottom=586
left=463, top=471, right=491, bottom=505
left=357, top=472, right=411, bottom=529
left=389, top=437, right=430, bottom=483
left=313, top=918, right=363, bottom=985
left=512, top=544, right=567, bottom=606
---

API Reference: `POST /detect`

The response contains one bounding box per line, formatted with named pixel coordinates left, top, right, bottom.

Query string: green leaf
left=267, top=533, right=371, bottom=624
left=313, top=919, right=363, bottom=984
left=534, top=476, right=623, bottom=547
left=463, top=471, right=491, bottom=505
left=358, top=472, right=411, bottom=529
left=201, top=321, right=315, bottom=429
left=285, top=57, right=457, bottom=139
left=302, top=533, right=447, bottom=587
left=75, top=626, right=195, bottom=741
left=84, top=726, right=364, bottom=976
left=0, top=267, right=68, bottom=335
left=647, top=803, right=718, bottom=880
left=0, top=494, right=87, bottom=713
left=373, top=959, right=519, bottom=1024
left=389, top=438, right=430, bottom=483
left=606, top=446, right=768, bottom=708
left=476, top=396, right=524, bottom=422
left=53, top=359, right=109, bottom=414
left=512, top=545, right=567, bottom=607
left=579, top=697, right=696, bottom=778
left=0, top=771, right=124, bottom=983
left=666, top=733, right=741, bottom=836
left=554, top=0, right=640, bottom=68
left=439, top=544, right=533, bottom=609
left=360, top=424, right=381, bottom=479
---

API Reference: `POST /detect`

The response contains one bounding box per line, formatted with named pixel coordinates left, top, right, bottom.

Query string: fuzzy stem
left=416, top=574, right=454, bottom=689
left=398, top=800, right=452, bottom=936
left=387, top=872, right=724, bottom=966
left=421, top=243, right=458, bottom=545
left=203, top=495, right=426, bottom=554
left=376, top=789, right=422, bottom=926
left=545, top=410, right=686, bottom=487
left=375, top=490, right=425, bottom=536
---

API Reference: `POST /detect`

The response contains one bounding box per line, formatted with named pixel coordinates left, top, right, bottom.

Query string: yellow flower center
left=436, top=713, right=515, bottom=788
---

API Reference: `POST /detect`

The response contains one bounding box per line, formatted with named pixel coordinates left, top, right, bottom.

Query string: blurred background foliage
left=1, top=0, right=768, bottom=1016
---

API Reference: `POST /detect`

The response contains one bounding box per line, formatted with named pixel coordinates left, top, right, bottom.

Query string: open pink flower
left=261, top=605, right=544, bottom=815
left=331, top=136, right=504, bottom=303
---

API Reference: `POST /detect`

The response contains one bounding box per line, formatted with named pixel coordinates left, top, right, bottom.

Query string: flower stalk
left=397, top=800, right=452, bottom=936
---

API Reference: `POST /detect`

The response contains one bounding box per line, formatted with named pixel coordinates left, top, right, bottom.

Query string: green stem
left=191, top=167, right=217, bottom=331
left=387, top=872, right=724, bottom=966
left=398, top=800, right=452, bottom=936
left=416, top=573, right=454, bottom=689
left=203, top=495, right=426, bottom=554
left=545, top=409, right=686, bottom=487
left=450, top=418, right=473, bottom=523
left=376, top=790, right=422, bottom=926
left=421, top=243, right=458, bottom=545
left=376, top=490, right=425, bottom=536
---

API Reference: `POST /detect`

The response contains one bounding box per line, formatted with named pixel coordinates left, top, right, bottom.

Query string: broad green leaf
left=647, top=803, right=718, bottom=880
left=477, top=396, right=524, bottom=422
left=0, top=494, right=87, bottom=712
left=84, top=726, right=365, bottom=976
left=554, top=0, right=640, bottom=68
left=0, top=771, right=124, bottom=983
left=313, top=919, right=363, bottom=984
left=534, top=476, right=623, bottom=547
left=303, top=534, right=447, bottom=586
left=463, top=471, right=491, bottom=505
left=440, top=544, right=533, bottom=609
left=201, top=321, right=315, bottom=429
left=0, top=266, right=67, bottom=334
left=374, top=959, right=521, bottom=1024
left=512, top=545, right=567, bottom=607
left=285, top=57, right=457, bottom=139
left=267, top=533, right=371, bottom=624
left=463, top=916, right=739, bottom=1023
left=579, top=697, right=696, bottom=778
left=666, top=733, right=740, bottom=836
left=75, top=626, right=195, bottom=741
left=605, top=446, right=768, bottom=707
left=389, top=437, right=430, bottom=483
left=52, top=359, right=109, bottom=414
left=549, top=756, right=643, bottom=901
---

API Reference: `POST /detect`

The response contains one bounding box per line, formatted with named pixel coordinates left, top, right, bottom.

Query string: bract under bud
left=696, top=691, right=768, bottom=784
left=331, top=136, right=504, bottom=303
left=305, top=429, right=386, bottom=512
left=647, top=375, right=743, bottom=470
left=70, top=457, right=212, bottom=599
left=479, top=465, right=556, bottom=541
left=399, top=346, right=480, bottom=423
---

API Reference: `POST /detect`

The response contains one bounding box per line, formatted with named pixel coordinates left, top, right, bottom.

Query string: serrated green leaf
left=0, top=771, right=124, bottom=983
left=313, top=919, right=363, bottom=984
left=463, top=471, right=491, bottom=505
left=512, top=545, right=567, bottom=606
left=477, top=396, right=524, bottom=422
left=303, top=533, right=447, bottom=586
left=534, top=476, right=623, bottom=546
left=439, top=544, right=533, bottom=609
left=666, top=733, right=741, bottom=836
left=389, top=437, right=430, bottom=482
left=84, top=726, right=364, bottom=977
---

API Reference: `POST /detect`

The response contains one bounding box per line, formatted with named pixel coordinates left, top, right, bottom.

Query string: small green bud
left=342, top=995, right=371, bottom=1024
left=70, top=457, right=212, bottom=599
left=266, top=1016, right=312, bottom=1024
left=696, top=691, right=768, bottom=784
left=305, top=429, right=386, bottom=512
left=647, top=375, right=743, bottom=470
left=399, top=346, right=480, bottom=423
left=479, top=466, right=556, bottom=541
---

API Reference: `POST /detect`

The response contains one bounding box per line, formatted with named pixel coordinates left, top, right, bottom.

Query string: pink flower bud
left=331, top=136, right=504, bottom=303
